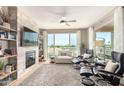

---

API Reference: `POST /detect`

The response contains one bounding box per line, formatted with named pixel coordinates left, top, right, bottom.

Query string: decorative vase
left=0, top=17, right=3, bottom=25
left=0, top=64, right=4, bottom=75
left=3, top=22, right=10, bottom=29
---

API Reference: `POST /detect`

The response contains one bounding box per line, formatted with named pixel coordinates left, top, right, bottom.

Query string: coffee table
left=50, top=56, right=55, bottom=63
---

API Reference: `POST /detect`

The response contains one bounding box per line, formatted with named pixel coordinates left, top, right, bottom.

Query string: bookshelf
left=0, top=24, right=17, bottom=86
left=0, top=70, right=17, bottom=80
left=0, top=25, right=17, bottom=32
left=0, top=38, right=16, bottom=42
left=39, top=30, right=44, bottom=62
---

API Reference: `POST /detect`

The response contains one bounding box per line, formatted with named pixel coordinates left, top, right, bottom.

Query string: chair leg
left=90, top=75, right=111, bottom=86
left=81, top=76, right=95, bottom=86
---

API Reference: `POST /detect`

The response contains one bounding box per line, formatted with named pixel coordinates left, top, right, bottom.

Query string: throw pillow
left=83, top=53, right=91, bottom=59
left=105, top=60, right=118, bottom=73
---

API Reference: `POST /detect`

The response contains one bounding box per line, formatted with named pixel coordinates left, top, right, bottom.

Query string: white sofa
left=55, top=56, right=72, bottom=64
left=55, top=51, right=73, bottom=64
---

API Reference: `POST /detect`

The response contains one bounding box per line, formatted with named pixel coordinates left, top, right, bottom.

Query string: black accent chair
left=93, top=51, right=124, bottom=86
left=81, top=49, right=94, bottom=64
left=72, top=49, right=94, bottom=69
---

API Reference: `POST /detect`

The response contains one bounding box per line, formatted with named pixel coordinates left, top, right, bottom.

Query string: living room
left=0, top=5, right=124, bottom=87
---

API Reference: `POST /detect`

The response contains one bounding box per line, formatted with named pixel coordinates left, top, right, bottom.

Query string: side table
left=50, top=56, right=55, bottom=63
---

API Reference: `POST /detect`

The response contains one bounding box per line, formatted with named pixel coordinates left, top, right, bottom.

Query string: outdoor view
left=96, top=32, right=113, bottom=59
left=48, top=33, right=77, bottom=57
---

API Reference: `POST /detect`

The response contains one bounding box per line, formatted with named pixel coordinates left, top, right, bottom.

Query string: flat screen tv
left=21, top=27, right=38, bottom=46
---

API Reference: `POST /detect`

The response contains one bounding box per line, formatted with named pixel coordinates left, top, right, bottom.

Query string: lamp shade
left=95, top=40, right=105, bottom=46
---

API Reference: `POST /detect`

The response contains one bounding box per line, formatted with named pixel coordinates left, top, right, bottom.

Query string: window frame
left=47, top=33, right=77, bottom=57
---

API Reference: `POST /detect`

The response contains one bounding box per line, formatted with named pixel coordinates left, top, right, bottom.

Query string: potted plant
left=80, top=43, right=85, bottom=54
left=0, top=61, right=4, bottom=76
left=0, top=62, right=4, bottom=71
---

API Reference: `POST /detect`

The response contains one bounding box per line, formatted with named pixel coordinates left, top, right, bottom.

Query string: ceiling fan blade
left=67, top=20, right=76, bottom=22
left=60, top=20, right=66, bottom=23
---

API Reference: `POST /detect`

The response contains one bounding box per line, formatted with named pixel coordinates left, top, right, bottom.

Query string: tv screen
left=21, top=27, right=38, bottom=46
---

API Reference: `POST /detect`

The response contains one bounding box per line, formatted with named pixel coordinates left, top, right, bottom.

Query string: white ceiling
left=19, top=6, right=115, bottom=29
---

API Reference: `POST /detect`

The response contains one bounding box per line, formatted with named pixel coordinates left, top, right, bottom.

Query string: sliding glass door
left=95, top=32, right=113, bottom=59
left=69, top=33, right=77, bottom=56
left=47, top=33, right=77, bottom=57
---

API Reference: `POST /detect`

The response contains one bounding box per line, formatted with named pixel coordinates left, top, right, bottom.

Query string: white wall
left=81, top=29, right=88, bottom=49
left=114, top=7, right=124, bottom=52
left=77, top=30, right=81, bottom=55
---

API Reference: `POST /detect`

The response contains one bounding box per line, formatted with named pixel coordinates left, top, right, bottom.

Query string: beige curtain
left=43, top=31, right=48, bottom=59
left=77, top=30, right=81, bottom=55
left=88, top=27, right=94, bottom=49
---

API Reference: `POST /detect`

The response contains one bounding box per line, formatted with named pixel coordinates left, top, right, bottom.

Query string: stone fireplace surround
left=17, top=7, right=39, bottom=78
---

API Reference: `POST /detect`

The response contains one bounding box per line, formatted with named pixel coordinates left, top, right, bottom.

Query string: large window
left=70, top=33, right=77, bottom=46
left=48, top=33, right=77, bottom=57
left=95, top=32, right=113, bottom=59
left=55, top=34, right=69, bottom=46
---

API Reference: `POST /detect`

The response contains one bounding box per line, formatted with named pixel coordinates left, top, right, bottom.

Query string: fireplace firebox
left=26, top=51, right=36, bottom=68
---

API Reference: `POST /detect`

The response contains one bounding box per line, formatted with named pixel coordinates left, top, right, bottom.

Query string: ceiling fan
left=59, top=16, right=76, bottom=26
left=47, top=7, right=77, bottom=26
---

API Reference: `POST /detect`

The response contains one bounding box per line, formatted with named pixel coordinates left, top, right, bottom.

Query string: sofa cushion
left=58, top=51, right=72, bottom=57
left=60, top=52, right=67, bottom=56
left=83, top=53, right=91, bottom=59
left=55, top=56, right=72, bottom=63
left=105, top=61, right=118, bottom=73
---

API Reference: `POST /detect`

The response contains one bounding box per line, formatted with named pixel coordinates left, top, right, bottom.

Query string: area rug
left=19, top=64, right=82, bottom=86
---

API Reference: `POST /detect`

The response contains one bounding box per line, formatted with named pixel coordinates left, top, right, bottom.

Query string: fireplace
left=26, top=51, right=36, bottom=69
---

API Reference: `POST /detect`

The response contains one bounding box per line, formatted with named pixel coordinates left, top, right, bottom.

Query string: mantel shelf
left=0, top=25, right=17, bottom=33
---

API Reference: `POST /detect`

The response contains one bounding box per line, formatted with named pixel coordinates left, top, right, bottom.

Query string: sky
left=96, top=32, right=111, bottom=45
left=48, top=32, right=111, bottom=46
